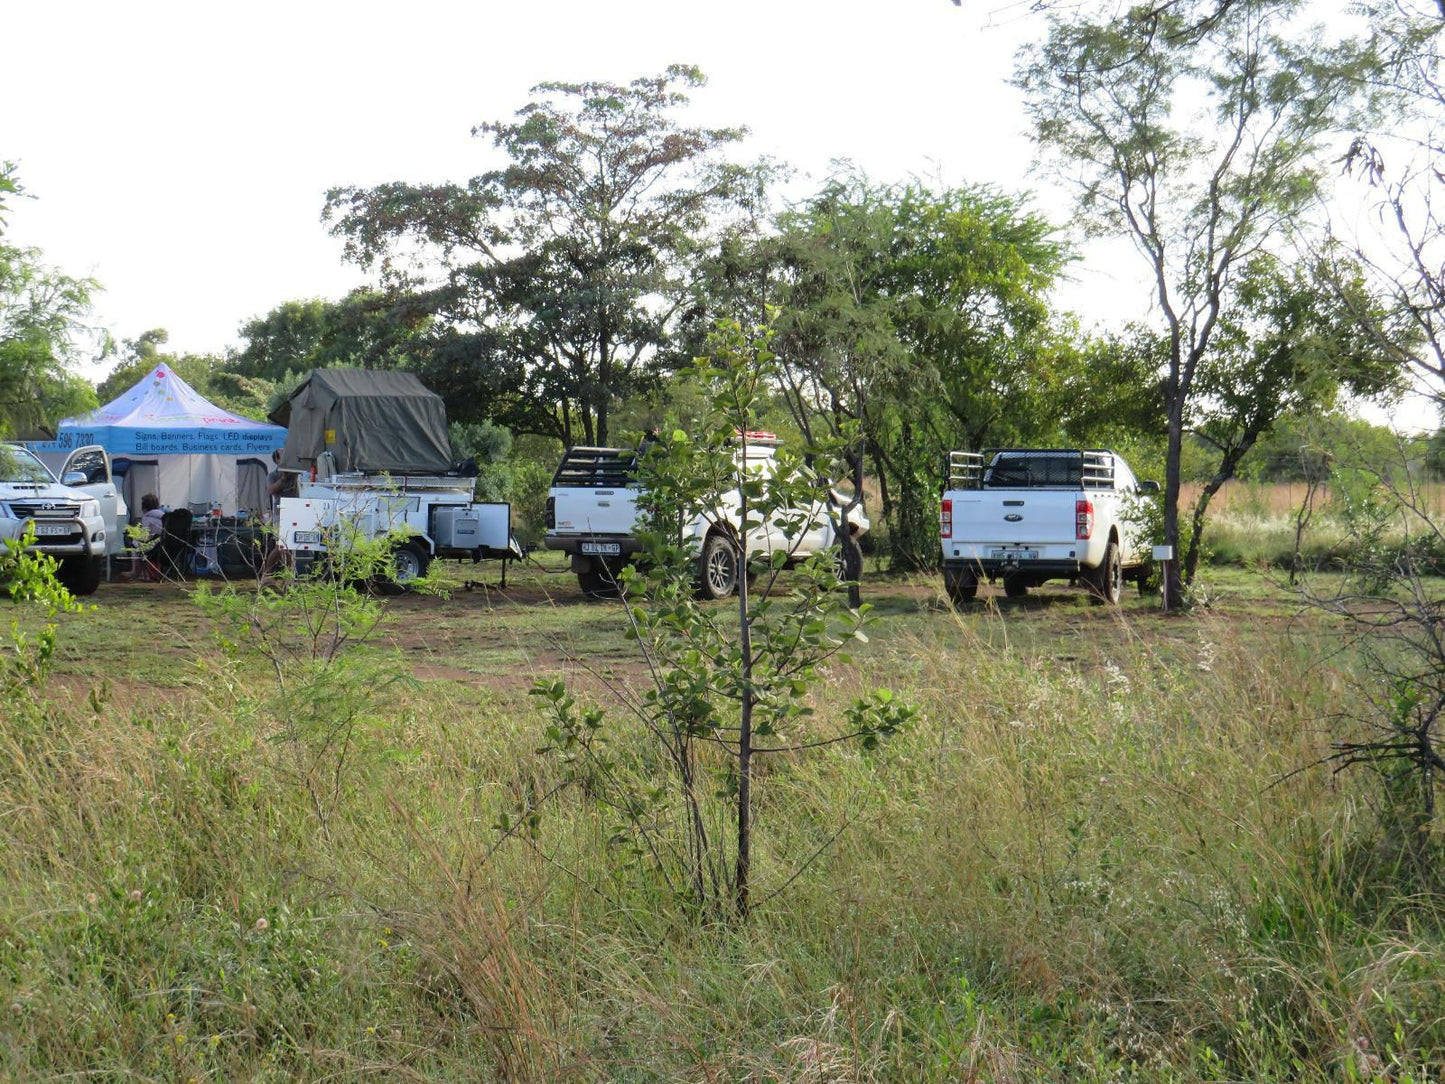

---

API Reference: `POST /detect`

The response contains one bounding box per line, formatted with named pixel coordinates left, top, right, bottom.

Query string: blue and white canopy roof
left=36, top=365, right=286, bottom=456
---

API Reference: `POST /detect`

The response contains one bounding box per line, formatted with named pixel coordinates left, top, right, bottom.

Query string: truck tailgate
left=948, top=491, right=1080, bottom=548
left=550, top=487, right=638, bottom=535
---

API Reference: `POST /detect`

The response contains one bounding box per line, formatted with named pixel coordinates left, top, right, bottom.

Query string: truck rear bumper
left=544, top=534, right=644, bottom=557
left=944, top=557, right=1083, bottom=579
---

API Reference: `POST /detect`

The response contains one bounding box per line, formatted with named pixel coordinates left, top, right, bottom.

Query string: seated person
left=120, top=494, right=165, bottom=580
left=140, top=493, right=165, bottom=540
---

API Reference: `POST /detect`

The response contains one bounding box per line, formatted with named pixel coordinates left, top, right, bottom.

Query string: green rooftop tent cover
left=271, top=369, right=453, bottom=475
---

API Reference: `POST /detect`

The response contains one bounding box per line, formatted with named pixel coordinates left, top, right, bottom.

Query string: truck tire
left=60, top=555, right=103, bottom=596
left=1087, top=541, right=1123, bottom=605
left=577, top=567, right=623, bottom=599
left=834, top=534, right=863, bottom=586
left=1136, top=559, right=1159, bottom=596
left=944, top=564, right=978, bottom=606
left=699, top=532, right=740, bottom=600
left=1003, top=573, right=1029, bottom=599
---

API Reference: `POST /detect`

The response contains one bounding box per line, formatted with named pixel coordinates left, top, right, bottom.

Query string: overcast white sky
left=5, top=0, right=1431, bottom=430
left=4, top=0, right=1146, bottom=362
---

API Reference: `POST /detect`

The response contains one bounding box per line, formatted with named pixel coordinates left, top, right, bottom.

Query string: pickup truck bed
left=940, top=449, right=1153, bottom=605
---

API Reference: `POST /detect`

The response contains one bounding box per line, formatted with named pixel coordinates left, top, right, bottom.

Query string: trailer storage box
left=432, top=506, right=481, bottom=548
left=433, top=503, right=512, bottom=552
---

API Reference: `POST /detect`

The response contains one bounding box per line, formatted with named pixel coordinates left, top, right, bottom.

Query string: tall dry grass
left=1, top=585, right=1441, bottom=1081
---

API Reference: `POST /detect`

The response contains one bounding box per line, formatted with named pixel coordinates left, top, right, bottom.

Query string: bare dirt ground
left=43, top=559, right=1281, bottom=711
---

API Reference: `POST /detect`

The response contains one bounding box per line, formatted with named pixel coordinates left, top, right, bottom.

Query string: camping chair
left=153, top=508, right=195, bottom=579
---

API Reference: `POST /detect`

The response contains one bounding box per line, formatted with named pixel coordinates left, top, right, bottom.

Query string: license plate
left=33, top=522, right=73, bottom=537
left=293, top=530, right=323, bottom=545
left=581, top=541, right=621, bottom=556
left=990, top=547, right=1038, bottom=560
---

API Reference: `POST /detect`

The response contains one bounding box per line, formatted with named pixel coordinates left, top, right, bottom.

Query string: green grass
left=1, top=549, right=1441, bottom=1080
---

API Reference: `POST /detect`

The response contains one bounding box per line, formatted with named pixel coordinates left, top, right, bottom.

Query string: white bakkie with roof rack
left=544, top=431, right=868, bottom=598
left=939, top=448, right=1158, bottom=605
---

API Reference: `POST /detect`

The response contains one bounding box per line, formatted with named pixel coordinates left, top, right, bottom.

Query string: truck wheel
left=1136, top=560, right=1160, bottom=596
left=699, top=533, right=740, bottom=600
left=834, top=534, right=863, bottom=586
left=944, top=565, right=978, bottom=606
left=577, top=567, right=623, bottom=599
left=1088, top=541, right=1123, bottom=605
left=60, top=555, right=103, bottom=596
left=1003, top=573, right=1029, bottom=599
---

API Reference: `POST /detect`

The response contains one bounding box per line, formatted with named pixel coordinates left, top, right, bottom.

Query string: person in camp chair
left=140, top=493, right=165, bottom=539
left=120, top=494, right=166, bottom=581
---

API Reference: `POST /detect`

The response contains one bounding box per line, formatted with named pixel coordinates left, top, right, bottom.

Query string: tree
left=1017, top=0, right=1379, bottom=604
left=0, top=162, right=100, bottom=436
left=1181, top=255, right=1403, bottom=580
left=691, top=172, right=1074, bottom=569
left=1324, top=3, right=1445, bottom=405
left=324, top=66, right=753, bottom=446
left=531, top=318, right=911, bottom=922
left=232, top=290, right=431, bottom=383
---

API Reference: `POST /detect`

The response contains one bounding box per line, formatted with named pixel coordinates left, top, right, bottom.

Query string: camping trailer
left=271, top=369, right=521, bottom=584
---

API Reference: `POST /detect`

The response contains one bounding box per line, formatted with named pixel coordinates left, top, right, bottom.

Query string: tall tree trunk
left=1183, top=425, right=1266, bottom=584
left=1163, top=395, right=1185, bottom=611
left=1184, top=489, right=1214, bottom=585
left=597, top=326, right=612, bottom=446
left=734, top=484, right=753, bottom=920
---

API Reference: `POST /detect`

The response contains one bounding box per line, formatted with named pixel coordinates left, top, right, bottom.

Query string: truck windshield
left=0, top=445, right=56, bottom=484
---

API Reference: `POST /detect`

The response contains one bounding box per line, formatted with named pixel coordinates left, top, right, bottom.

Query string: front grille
left=10, top=501, right=81, bottom=519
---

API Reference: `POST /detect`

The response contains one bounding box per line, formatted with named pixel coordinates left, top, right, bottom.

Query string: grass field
left=1, top=550, right=1441, bottom=1082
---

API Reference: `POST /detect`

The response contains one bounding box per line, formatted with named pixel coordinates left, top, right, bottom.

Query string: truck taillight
left=1076, top=499, right=1094, bottom=540
left=545, top=496, right=555, bottom=529
left=940, top=499, right=953, bottom=539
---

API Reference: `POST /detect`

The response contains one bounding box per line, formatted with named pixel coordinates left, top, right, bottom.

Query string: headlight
left=79, top=499, right=100, bottom=519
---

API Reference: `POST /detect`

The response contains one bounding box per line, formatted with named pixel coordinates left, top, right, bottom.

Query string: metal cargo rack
left=320, top=471, right=477, bottom=493
left=551, top=446, right=638, bottom=488
left=946, top=449, right=1117, bottom=490
left=947, top=451, right=985, bottom=488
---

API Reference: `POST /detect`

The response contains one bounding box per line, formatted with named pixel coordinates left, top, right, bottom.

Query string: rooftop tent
left=271, top=368, right=453, bottom=475
left=29, top=365, right=287, bottom=517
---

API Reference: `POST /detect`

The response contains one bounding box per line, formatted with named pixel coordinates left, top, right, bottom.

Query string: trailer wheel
left=699, top=532, right=740, bottom=600
left=944, top=565, right=978, bottom=606
left=389, top=540, right=431, bottom=587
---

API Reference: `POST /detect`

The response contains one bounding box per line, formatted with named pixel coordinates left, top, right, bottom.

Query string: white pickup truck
left=940, top=449, right=1156, bottom=605
left=544, top=435, right=867, bottom=598
left=2, top=442, right=127, bottom=595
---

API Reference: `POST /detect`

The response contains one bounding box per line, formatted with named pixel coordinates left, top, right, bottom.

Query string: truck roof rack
left=947, top=449, right=1116, bottom=490
left=552, top=446, right=637, bottom=488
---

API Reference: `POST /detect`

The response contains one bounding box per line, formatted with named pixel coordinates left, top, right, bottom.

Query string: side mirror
left=61, top=470, right=87, bottom=486
left=1138, top=479, right=1161, bottom=494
